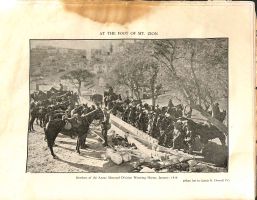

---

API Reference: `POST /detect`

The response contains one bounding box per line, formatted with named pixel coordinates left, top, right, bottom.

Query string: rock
left=168, top=155, right=179, bottom=160
left=159, top=168, right=169, bottom=172
left=187, top=160, right=198, bottom=167
left=174, top=162, right=189, bottom=171
left=110, top=152, right=123, bottom=165
left=122, top=153, right=132, bottom=162
left=179, top=157, right=190, bottom=162
left=163, top=160, right=175, bottom=166
left=152, top=155, right=161, bottom=161
left=189, top=166, right=200, bottom=172
left=193, top=163, right=227, bottom=172
left=140, top=166, right=155, bottom=173
left=168, top=156, right=180, bottom=164
left=131, top=161, right=140, bottom=168
left=189, top=163, right=211, bottom=172
left=106, top=148, right=115, bottom=159
left=160, top=154, right=169, bottom=161
left=101, top=154, right=108, bottom=160
left=140, top=157, right=154, bottom=163
left=202, top=142, right=228, bottom=167
left=106, top=148, right=123, bottom=165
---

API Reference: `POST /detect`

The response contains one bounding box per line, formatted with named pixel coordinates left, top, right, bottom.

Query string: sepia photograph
left=27, top=39, right=228, bottom=173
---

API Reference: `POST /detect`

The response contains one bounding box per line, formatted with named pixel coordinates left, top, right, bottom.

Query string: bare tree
left=152, top=39, right=228, bottom=134
left=108, top=40, right=162, bottom=105
left=61, top=69, right=94, bottom=96
left=107, top=41, right=145, bottom=99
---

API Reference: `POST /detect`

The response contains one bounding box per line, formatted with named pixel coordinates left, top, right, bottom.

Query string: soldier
left=212, top=102, right=220, bottom=119
left=168, top=98, right=174, bottom=108
left=108, top=86, right=114, bottom=95
left=124, top=96, right=131, bottom=105
left=173, top=121, right=186, bottom=150
left=101, top=107, right=111, bottom=146
left=147, top=111, right=154, bottom=134
left=122, top=105, right=130, bottom=122
left=184, top=129, right=194, bottom=154
left=59, top=83, right=63, bottom=91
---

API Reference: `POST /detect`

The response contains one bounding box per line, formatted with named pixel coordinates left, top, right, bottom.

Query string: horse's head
left=82, top=108, right=104, bottom=124
left=176, top=104, right=183, bottom=111
left=174, top=120, right=183, bottom=131
left=104, top=91, right=109, bottom=97
left=218, top=110, right=227, bottom=122
left=91, top=105, right=96, bottom=110
left=94, top=108, right=104, bottom=121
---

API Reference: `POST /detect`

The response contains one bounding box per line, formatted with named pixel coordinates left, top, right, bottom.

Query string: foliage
left=108, top=40, right=163, bottom=106
left=105, top=39, right=228, bottom=133
left=152, top=39, right=228, bottom=134
left=61, top=68, right=94, bottom=95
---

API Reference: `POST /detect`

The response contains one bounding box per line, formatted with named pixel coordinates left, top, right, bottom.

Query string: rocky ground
left=26, top=123, right=136, bottom=173
left=26, top=122, right=227, bottom=173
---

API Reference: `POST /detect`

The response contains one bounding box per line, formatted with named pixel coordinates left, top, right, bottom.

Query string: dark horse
left=90, top=94, right=103, bottom=107
left=183, top=119, right=226, bottom=147
left=45, top=108, right=104, bottom=158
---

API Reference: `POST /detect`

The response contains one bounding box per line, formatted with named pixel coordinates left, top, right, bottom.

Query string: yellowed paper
left=0, top=1, right=255, bottom=200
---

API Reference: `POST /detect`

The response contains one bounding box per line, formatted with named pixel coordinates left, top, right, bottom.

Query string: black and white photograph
left=27, top=39, right=228, bottom=173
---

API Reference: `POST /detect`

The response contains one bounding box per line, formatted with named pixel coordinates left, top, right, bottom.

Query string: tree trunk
left=190, top=103, right=228, bottom=135
left=150, top=67, right=159, bottom=110
left=131, top=88, right=134, bottom=99
left=78, top=80, right=81, bottom=96
left=170, top=73, right=228, bottom=135
left=134, top=89, right=138, bottom=100
left=190, top=50, right=202, bottom=105
left=155, top=41, right=228, bottom=135
left=134, top=84, right=141, bottom=100
left=152, top=95, right=156, bottom=109
left=151, top=84, right=156, bottom=110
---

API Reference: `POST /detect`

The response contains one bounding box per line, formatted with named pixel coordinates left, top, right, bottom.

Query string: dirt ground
left=26, top=119, right=228, bottom=173
left=26, top=123, right=135, bottom=173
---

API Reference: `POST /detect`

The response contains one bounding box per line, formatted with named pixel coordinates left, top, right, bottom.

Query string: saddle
left=64, top=121, right=72, bottom=130
left=64, top=116, right=83, bottom=130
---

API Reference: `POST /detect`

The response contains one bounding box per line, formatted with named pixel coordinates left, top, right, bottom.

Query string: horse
left=28, top=105, right=39, bottom=132
left=37, top=106, right=48, bottom=127
left=110, top=101, right=124, bottom=116
left=182, top=119, right=226, bottom=147
left=44, top=108, right=104, bottom=158
left=90, top=94, right=103, bottom=107
left=30, top=91, right=47, bottom=102
left=216, top=110, right=226, bottom=123
left=49, top=87, right=59, bottom=94
left=174, top=104, right=183, bottom=118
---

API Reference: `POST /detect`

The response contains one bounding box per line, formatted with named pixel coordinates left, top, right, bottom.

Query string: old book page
left=0, top=1, right=255, bottom=200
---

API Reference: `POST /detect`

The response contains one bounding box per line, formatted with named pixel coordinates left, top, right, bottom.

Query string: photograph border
left=26, top=38, right=229, bottom=173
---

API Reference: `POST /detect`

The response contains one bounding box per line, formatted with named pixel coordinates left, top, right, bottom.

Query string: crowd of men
left=103, top=87, right=226, bottom=153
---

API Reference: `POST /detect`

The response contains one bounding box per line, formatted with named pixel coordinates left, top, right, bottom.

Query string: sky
left=30, top=40, right=121, bottom=50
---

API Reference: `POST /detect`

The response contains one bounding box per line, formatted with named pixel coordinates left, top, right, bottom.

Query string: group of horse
left=29, top=88, right=104, bottom=158
left=29, top=88, right=79, bottom=131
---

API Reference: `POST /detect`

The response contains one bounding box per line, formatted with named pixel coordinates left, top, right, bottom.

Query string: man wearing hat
left=59, top=83, right=63, bottom=92
left=101, top=106, right=111, bottom=146
left=212, top=102, right=220, bottom=119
